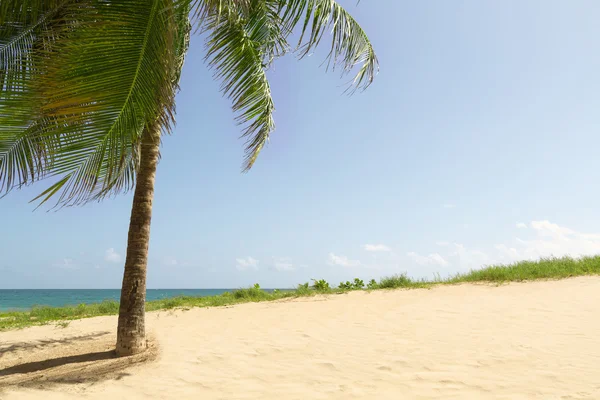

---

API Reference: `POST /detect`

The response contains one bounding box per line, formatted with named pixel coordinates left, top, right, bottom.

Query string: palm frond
left=185, top=0, right=250, bottom=26
left=1, top=0, right=191, bottom=207
left=1, top=0, right=378, bottom=200
left=248, top=0, right=290, bottom=67
left=0, top=1, right=66, bottom=96
left=0, top=1, right=70, bottom=193
left=281, top=0, right=378, bottom=93
left=199, top=0, right=377, bottom=170
left=204, top=3, right=277, bottom=171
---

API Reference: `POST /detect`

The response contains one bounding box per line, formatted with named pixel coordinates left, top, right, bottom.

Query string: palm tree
left=0, top=0, right=378, bottom=355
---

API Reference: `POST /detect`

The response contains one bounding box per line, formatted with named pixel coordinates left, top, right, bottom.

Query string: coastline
left=2, top=255, right=600, bottom=331
left=2, top=275, right=600, bottom=399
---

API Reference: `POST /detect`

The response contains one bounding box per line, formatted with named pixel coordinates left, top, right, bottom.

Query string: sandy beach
left=1, top=276, right=599, bottom=399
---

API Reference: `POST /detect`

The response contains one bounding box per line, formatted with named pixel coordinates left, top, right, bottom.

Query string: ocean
left=0, top=289, right=234, bottom=312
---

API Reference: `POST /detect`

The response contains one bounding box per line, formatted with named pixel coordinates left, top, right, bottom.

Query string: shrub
left=379, top=274, right=414, bottom=289
left=232, top=284, right=268, bottom=300
left=339, top=281, right=353, bottom=290
left=339, top=278, right=366, bottom=290
left=296, top=282, right=311, bottom=295
left=352, top=278, right=365, bottom=289
left=97, top=300, right=120, bottom=314
left=366, top=279, right=378, bottom=289
left=311, top=279, right=331, bottom=291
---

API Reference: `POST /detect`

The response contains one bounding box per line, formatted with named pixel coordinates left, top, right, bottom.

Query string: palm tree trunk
left=115, top=123, right=160, bottom=356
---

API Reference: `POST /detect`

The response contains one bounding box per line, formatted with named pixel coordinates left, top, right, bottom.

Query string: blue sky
left=2, top=0, right=600, bottom=289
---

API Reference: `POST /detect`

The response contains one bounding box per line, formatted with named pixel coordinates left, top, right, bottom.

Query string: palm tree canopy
left=0, top=0, right=378, bottom=207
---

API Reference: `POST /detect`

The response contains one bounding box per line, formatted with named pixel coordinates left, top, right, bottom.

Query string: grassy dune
left=1, top=255, right=599, bottom=331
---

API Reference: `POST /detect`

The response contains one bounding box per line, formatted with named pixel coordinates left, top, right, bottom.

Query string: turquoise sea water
left=0, top=289, right=234, bottom=312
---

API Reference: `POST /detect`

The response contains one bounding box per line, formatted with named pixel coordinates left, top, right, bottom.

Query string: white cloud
left=511, top=220, right=600, bottom=260
left=363, top=244, right=392, bottom=252
left=54, top=258, right=77, bottom=270
left=273, top=257, right=295, bottom=272
left=407, top=252, right=449, bottom=267
left=104, top=248, right=121, bottom=263
left=236, top=256, right=259, bottom=271
left=412, top=220, right=600, bottom=271
left=443, top=204, right=456, bottom=209
left=327, top=253, right=361, bottom=267
left=516, top=222, right=527, bottom=229
left=530, top=220, right=575, bottom=238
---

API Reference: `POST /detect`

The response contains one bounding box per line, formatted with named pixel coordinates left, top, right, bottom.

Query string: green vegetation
left=312, top=279, right=331, bottom=291
left=339, top=278, right=365, bottom=290
left=446, top=256, right=600, bottom=283
left=366, top=279, right=378, bottom=289
left=0, top=0, right=378, bottom=355
left=2, top=256, right=599, bottom=331
left=376, top=274, right=430, bottom=289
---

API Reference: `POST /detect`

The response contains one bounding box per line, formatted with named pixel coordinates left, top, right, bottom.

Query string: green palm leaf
left=1, top=0, right=191, bottom=207
left=0, top=1, right=69, bottom=193
left=1, top=0, right=376, bottom=204
left=282, top=0, right=379, bottom=92
left=196, top=0, right=377, bottom=170
left=204, top=1, right=283, bottom=171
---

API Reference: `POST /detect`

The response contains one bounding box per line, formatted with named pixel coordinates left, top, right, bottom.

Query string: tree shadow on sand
left=0, top=331, right=111, bottom=356
left=0, top=332, right=157, bottom=390
left=0, top=350, right=116, bottom=377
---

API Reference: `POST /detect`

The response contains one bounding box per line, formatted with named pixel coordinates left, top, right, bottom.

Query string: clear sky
left=2, top=0, right=600, bottom=289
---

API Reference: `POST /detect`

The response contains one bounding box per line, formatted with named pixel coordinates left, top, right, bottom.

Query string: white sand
left=1, top=276, right=599, bottom=399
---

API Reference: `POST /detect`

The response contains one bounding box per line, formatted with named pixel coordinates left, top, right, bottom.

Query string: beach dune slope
left=1, top=276, right=599, bottom=399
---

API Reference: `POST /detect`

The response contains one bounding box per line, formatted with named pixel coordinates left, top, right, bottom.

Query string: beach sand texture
left=1, top=276, right=599, bottom=399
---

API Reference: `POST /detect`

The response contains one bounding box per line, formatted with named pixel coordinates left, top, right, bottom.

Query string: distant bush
left=312, top=279, right=331, bottom=291
left=339, top=278, right=366, bottom=290
left=97, top=300, right=120, bottom=314
left=338, top=281, right=353, bottom=290
left=352, top=278, right=365, bottom=289
left=366, top=279, right=378, bottom=289
left=232, top=284, right=269, bottom=300
left=295, top=282, right=311, bottom=295
left=155, top=297, right=185, bottom=309
left=379, top=274, right=414, bottom=289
